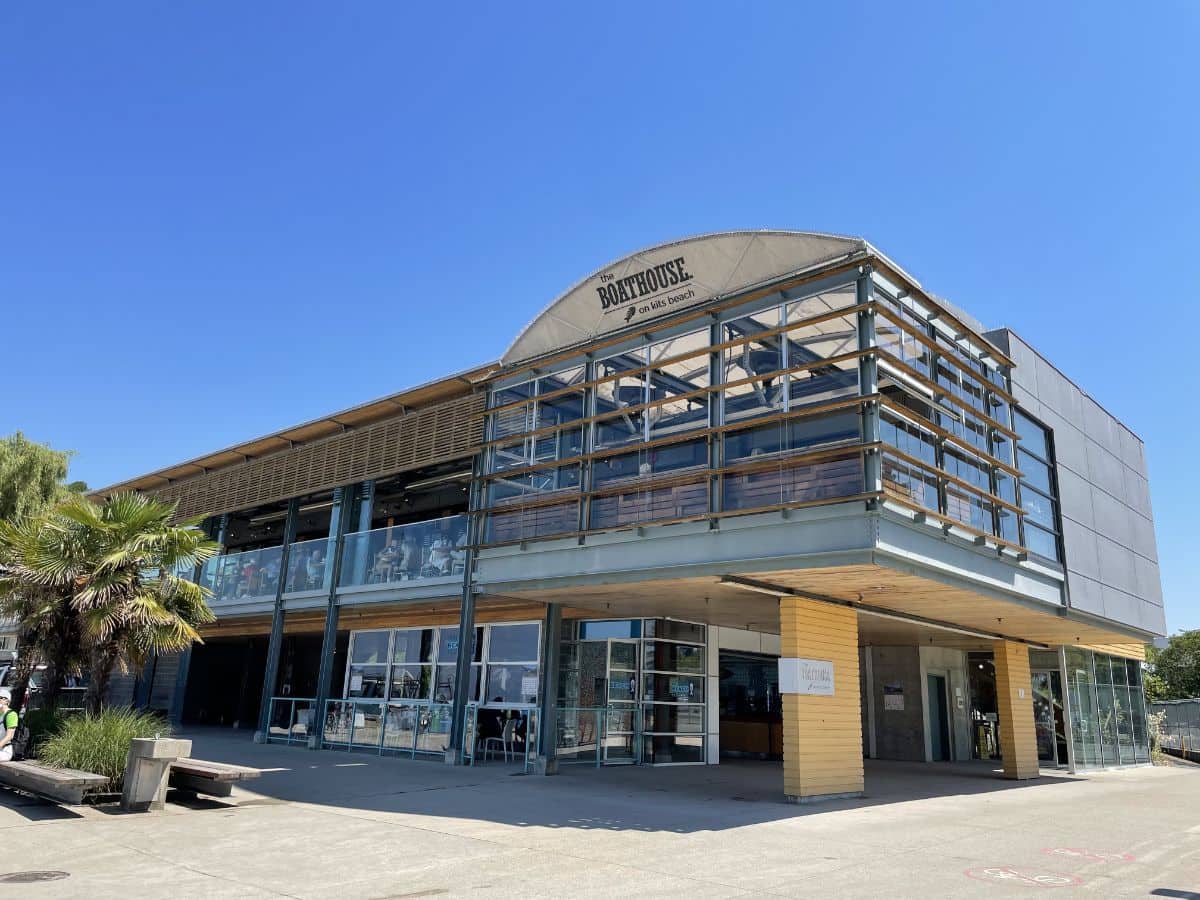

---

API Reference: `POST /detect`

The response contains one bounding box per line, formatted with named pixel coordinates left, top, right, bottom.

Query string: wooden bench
left=169, top=759, right=261, bottom=798
left=0, top=761, right=109, bottom=805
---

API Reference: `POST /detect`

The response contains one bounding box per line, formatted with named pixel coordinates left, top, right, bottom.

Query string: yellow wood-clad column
left=992, top=640, right=1039, bottom=780
left=779, top=597, right=864, bottom=802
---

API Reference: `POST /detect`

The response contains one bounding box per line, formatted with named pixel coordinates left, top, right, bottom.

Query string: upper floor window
left=1013, top=409, right=1061, bottom=562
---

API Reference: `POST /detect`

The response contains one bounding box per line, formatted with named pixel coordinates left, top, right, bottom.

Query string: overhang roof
left=501, top=229, right=1012, bottom=369
left=93, top=360, right=499, bottom=496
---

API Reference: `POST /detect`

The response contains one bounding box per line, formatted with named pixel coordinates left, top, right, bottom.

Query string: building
left=97, top=231, right=1165, bottom=801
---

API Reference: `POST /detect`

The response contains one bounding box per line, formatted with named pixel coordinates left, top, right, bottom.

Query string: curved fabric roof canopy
left=502, top=230, right=870, bottom=366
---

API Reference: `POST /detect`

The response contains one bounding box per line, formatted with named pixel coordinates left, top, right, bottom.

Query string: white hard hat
left=0, top=688, right=11, bottom=702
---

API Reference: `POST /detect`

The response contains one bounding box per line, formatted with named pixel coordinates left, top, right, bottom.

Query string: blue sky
left=2, top=4, right=1197, bottom=630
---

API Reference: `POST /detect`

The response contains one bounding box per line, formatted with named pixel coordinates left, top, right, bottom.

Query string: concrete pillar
left=779, top=597, right=864, bottom=803
left=992, top=640, right=1039, bottom=779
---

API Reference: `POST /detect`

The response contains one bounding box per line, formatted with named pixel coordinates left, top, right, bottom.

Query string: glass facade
left=172, top=244, right=1153, bottom=782
left=1013, top=410, right=1063, bottom=562
left=872, top=273, right=1042, bottom=551
left=345, top=622, right=540, bottom=708
left=1064, top=648, right=1150, bottom=768
left=482, top=281, right=868, bottom=544
left=339, top=515, right=468, bottom=588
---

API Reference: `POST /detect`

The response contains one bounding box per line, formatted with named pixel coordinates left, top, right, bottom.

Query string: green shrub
left=38, top=708, right=171, bottom=788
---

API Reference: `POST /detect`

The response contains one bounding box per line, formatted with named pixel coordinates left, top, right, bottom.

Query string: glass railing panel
left=283, top=537, right=336, bottom=594
left=415, top=704, right=455, bottom=755
left=322, top=699, right=384, bottom=749
left=200, top=544, right=285, bottom=605
left=338, top=515, right=468, bottom=588
left=553, top=706, right=605, bottom=765
left=382, top=702, right=419, bottom=753
left=266, top=696, right=317, bottom=745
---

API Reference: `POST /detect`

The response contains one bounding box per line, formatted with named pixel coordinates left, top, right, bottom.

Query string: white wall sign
left=779, top=657, right=835, bottom=696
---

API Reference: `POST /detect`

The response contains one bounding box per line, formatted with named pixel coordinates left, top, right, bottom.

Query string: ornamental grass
left=38, top=708, right=171, bottom=789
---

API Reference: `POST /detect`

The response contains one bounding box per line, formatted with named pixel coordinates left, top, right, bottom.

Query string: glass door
left=605, top=639, right=639, bottom=763
left=1032, top=670, right=1067, bottom=766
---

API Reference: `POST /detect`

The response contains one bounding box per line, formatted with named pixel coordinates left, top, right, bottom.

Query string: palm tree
left=0, top=492, right=218, bottom=714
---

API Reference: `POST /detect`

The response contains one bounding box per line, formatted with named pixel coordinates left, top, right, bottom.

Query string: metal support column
left=170, top=513, right=227, bottom=726
left=707, top=315, right=722, bottom=527
left=856, top=269, right=882, bottom=508
left=447, top=450, right=485, bottom=764
left=534, top=603, right=563, bottom=775
left=310, top=484, right=359, bottom=748
left=1058, top=645, right=1078, bottom=773
left=254, top=498, right=300, bottom=741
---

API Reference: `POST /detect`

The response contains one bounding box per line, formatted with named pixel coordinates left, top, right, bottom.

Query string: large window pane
left=1024, top=523, right=1060, bottom=561
left=488, top=623, right=540, bottom=662
left=392, top=629, right=435, bottom=665
left=644, top=641, right=704, bottom=674
left=351, top=631, right=390, bottom=665
left=1018, top=450, right=1053, bottom=495
left=593, top=440, right=707, bottom=486
left=484, top=664, right=538, bottom=705
left=647, top=332, right=710, bottom=439
left=438, top=626, right=482, bottom=663
left=491, top=380, right=534, bottom=409
left=784, top=312, right=860, bottom=409
left=347, top=665, right=387, bottom=698
left=724, top=306, right=783, bottom=423
left=1014, top=410, right=1051, bottom=458
left=389, top=664, right=432, bottom=700
left=882, top=452, right=938, bottom=511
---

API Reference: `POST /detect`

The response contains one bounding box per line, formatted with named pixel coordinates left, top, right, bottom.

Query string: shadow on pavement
left=170, top=726, right=1081, bottom=835
left=0, top=789, right=84, bottom=822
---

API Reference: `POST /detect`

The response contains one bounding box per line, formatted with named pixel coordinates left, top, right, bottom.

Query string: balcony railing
left=200, top=544, right=285, bottom=604
left=197, top=516, right=467, bottom=606
left=283, top=537, right=336, bottom=594
left=338, top=515, right=468, bottom=589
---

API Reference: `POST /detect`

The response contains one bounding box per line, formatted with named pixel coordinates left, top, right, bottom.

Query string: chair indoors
left=482, top=716, right=519, bottom=763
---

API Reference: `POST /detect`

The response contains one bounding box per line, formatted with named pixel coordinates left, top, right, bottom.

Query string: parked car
left=0, top=664, right=88, bottom=711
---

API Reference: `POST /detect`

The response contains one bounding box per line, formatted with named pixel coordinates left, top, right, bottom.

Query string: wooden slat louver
left=151, top=393, right=485, bottom=519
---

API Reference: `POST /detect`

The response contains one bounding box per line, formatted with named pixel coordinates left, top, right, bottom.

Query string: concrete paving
left=0, top=728, right=1197, bottom=898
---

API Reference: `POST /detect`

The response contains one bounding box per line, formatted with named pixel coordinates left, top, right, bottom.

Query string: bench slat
left=0, top=762, right=108, bottom=786
left=0, top=761, right=108, bottom=805
left=170, top=759, right=260, bottom=780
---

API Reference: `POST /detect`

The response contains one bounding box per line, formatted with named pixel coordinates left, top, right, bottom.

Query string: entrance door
left=1032, top=670, right=1068, bottom=765
left=605, top=639, right=639, bottom=763
left=927, top=673, right=951, bottom=761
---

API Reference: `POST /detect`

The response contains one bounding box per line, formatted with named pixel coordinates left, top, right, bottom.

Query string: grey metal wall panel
left=1101, top=586, right=1140, bottom=626
left=1095, top=535, right=1138, bottom=595
left=1041, top=407, right=1088, bottom=477
left=1082, top=397, right=1123, bottom=458
left=1067, top=572, right=1106, bottom=617
left=1090, top=488, right=1134, bottom=547
left=1034, top=355, right=1083, bottom=424
left=1057, top=467, right=1095, bottom=530
left=1086, top=441, right=1127, bottom=503
left=1135, top=555, right=1164, bottom=606
left=1060, top=518, right=1101, bottom=579
left=1130, top=513, right=1157, bottom=562
left=1124, top=468, right=1153, bottom=519
left=1012, top=383, right=1041, bottom=418
left=1119, top=427, right=1146, bottom=471
left=988, top=329, right=1165, bottom=637
left=1141, top=601, right=1167, bottom=635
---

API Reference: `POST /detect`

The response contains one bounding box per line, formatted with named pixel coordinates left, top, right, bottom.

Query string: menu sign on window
left=779, top=657, right=835, bottom=696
